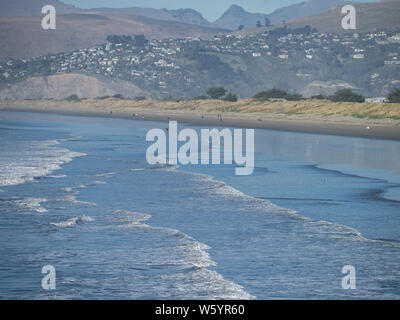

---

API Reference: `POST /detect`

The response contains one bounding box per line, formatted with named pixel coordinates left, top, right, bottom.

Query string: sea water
left=0, top=111, right=400, bottom=299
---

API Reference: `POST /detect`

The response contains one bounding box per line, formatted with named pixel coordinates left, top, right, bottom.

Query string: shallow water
left=0, top=111, right=399, bottom=299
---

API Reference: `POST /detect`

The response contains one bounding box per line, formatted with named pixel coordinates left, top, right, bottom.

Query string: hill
left=0, top=12, right=227, bottom=61
left=0, top=73, right=146, bottom=100
left=281, top=0, right=400, bottom=33
left=0, top=0, right=80, bottom=17
left=267, top=0, right=355, bottom=24
left=91, top=7, right=211, bottom=27
left=212, top=5, right=270, bottom=30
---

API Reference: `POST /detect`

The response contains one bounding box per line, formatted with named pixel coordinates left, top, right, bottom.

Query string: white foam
left=54, top=195, right=98, bottom=207
left=0, top=139, right=86, bottom=187
left=112, top=209, right=255, bottom=299
left=93, top=172, right=116, bottom=178
left=48, top=174, right=67, bottom=179
left=6, top=197, right=48, bottom=213
left=50, top=215, right=95, bottom=227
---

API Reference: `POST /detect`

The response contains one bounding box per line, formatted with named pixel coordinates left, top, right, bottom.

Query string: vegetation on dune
left=388, top=88, right=400, bottom=103
left=252, top=88, right=303, bottom=101
left=206, top=87, right=227, bottom=100
left=328, top=89, right=365, bottom=103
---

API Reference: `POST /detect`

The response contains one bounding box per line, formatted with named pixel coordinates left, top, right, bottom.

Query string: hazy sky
left=62, top=0, right=374, bottom=21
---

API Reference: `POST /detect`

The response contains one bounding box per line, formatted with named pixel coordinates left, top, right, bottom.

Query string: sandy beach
left=1, top=98, right=400, bottom=140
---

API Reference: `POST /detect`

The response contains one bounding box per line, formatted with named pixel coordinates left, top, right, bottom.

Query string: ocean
left=1, top=110, right=400, bottom=299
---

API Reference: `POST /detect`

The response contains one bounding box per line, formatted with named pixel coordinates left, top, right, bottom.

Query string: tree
left=256, top=21, right=262, bottom=28
left=264, top=17, right=271, bottom=27
left=206, top=87, right=227, bottom=100
left=133, top=34, right=149, bottom=48
left=194, top=95, right=209, bottom=100
left=238, top=25, right=244, bottom=31
left=253, top=88, right=303, bottom=101
left=133, top=96, right=147, bottom=101
left=223, top=92, right=238, bottom=102
left=387, top=88, right=400, bottom=103
left=65, top=94, right=79, bottom=101
left=329, top=89, right=365, bottom=103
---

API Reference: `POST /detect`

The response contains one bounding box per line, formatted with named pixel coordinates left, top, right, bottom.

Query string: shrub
left=193, top=95, right=209, bottom=100
left=223, top=92, right=238, bottom=102
left=253, top=88, right=302, bottom=101
left=65, top=94, right=80, bottom=101
left=310, top=94, right=327, bottom=100
left=206, top=87, right=227, bottom=100
left=387, top=88, right=400, bottom=103
left=329, top=89, right=365, bottom=103
left=133, top=96, right=147, bottom=101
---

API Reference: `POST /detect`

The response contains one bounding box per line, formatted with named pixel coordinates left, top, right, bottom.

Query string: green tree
left=65, top=94, right=79, bottom=101
left=223, top=92, right=238, bottom=102
left=256, top=21, right=262, bottom=28
left=387, top=88, right=400, bottom=103
left=194, top=95, right=209, bottom=100
left=253, top=88, right=303, bottom=101
left=329, top=89, right=365, bottom=103
left=206, top=87, right=227, bottom=100
left=264, top=17, right=271, bottom=27
left=133, top=35, right=149, bottom=48
left=238, top=25, right=244, bottom=31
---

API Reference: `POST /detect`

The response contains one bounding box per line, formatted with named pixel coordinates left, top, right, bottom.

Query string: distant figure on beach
left=201, top=114, right=204, bottom=120
left=258, top=118, right=262, bottom=123
left=366, top=126, right=371, bottom=131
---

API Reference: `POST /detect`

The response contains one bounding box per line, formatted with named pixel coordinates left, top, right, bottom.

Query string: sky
left=62, top=0, right=376, bottom=21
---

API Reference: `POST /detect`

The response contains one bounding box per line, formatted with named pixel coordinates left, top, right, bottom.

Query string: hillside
left=1, top=27, right=399, bottom=100
left=0, top=73, right=146, bottom=100
left=92, top=7, right=211, bottom=27
left=0, top=12, right=227, bottom=61
left=281, top=0, right=400, bottom=33
left=212, top=5, right=270, bottom=30
left=0, top=0, right=80, bottom=17
left=267, top=0, right=355, bottom=24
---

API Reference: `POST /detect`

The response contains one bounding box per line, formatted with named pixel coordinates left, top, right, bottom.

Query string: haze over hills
left=281, top=0, right=400, bottom=33
left=211, top=4, right=270, bottom=30
left=91, top=7, right=211, bottom=28
left=0, top=12, right=227, bottom=61
left=267, top=0, right=355, bottom=24
left=0, top=0, right=80, bottom=17
left=0, top=0, right=380, bottom=31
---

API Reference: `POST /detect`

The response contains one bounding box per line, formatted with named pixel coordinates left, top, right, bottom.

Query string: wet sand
left=1, top=100, right=400, bottom=141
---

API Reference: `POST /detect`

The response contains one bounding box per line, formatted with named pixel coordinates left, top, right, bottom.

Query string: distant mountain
left=0, top=0, right=80, bottom=17
left=91, top=7, right=211, bottom=27
left=266, top=0, right=355, bottom=24
left=212, top=5, right=270, bottom=30
left=0, top=12, right=226, bottom=61
left=281, top=0, right=400, bottom=33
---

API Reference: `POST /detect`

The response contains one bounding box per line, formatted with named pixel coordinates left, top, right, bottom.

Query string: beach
left=1, top=99, right=400, bottom=140
left=1, top=110, right=400, bottom=299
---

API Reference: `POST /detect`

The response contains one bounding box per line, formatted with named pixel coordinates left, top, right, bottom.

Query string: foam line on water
left=176, top=168, right=400, bottom=247
left=112, top=209, right=255, bottom=299
left=0, top=139, right=86, bottom=187
left=50, top=216, right=95, bottom=228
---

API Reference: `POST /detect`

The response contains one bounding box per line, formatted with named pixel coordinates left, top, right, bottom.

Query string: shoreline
left=1, top=100, right=400, bottom=141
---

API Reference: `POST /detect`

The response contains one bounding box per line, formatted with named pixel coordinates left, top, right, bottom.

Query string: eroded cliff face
left=0, top=73, right=147, bottom=100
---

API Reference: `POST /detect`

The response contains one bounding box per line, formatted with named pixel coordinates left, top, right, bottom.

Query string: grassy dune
left=1, top=98, right=400, bottom=120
